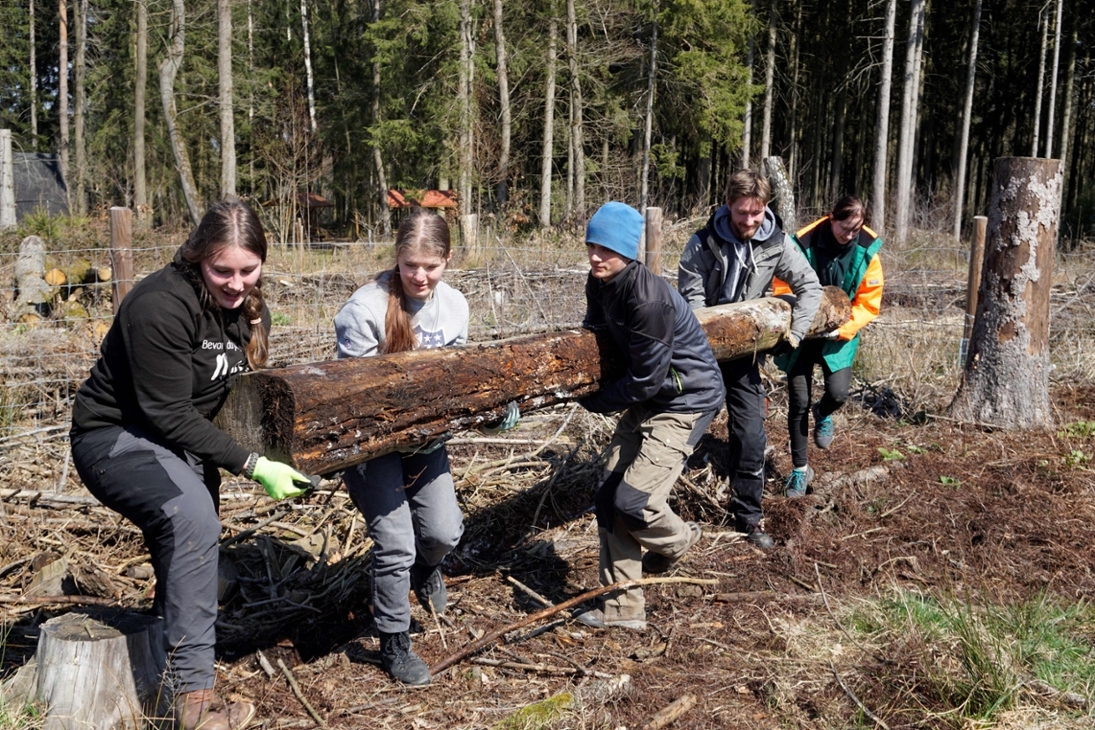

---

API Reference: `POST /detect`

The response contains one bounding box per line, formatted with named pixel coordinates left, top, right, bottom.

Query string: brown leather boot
left=174, top=688, right=256, bottom=730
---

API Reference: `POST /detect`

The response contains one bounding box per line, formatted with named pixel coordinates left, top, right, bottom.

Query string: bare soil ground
left=4, top=380, right=1095, bottom=729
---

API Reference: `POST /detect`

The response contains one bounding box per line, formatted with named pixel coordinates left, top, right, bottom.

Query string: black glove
left=768, top=333, right=801, bottom=358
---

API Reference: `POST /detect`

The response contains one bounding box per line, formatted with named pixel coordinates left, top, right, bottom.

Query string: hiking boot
left=740, top=523, right=775, bottom=550
left=410, top=561, right=447, bottom=614
left=813, top=404, right=835, bottom=449
left=784, top=466, right=815, bottom=498
left=570, top=605, right=647, bottom=631
left=642, top=522, right=702, bottom=575
left=174, top=688, right=256, bottom=730
left=379, top=630, right=431, bottom=686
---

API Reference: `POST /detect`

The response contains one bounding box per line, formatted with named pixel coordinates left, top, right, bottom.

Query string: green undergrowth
left=849, top=590, right=1095, bottom=726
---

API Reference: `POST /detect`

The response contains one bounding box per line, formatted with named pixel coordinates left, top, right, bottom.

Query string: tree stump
left=948, top=156, right=1061, bottom=428
left=14, top=235, right=53, bottom=321
left=35, top=611, right=168, bottom=730
left=763, top=156, right=796, bottom=235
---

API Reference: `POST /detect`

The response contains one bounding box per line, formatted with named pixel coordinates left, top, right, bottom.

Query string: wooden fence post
left=644, top=207, right=663, bottom=275
left=109, top=207, right=134, bottom=314
left=948, top=157, right=1061, bottom=428
left=961, top=215, right=988, bottom=349
left=0, top=129, right=15, bottom=230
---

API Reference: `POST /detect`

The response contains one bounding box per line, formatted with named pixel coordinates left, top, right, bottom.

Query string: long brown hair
left=382, top=210, right=452, bottom=354
left=179, top=199, right=270, bottom=369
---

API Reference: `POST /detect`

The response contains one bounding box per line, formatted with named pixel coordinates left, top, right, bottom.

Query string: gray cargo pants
left=343, top=448, right=464, bottom=634
left=71, top=425, right=222, bottom=694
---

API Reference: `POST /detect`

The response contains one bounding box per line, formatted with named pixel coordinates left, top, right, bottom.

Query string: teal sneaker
left=813, top=404, right=835, bottom=449
left=784, top=466, right=814, bottom=498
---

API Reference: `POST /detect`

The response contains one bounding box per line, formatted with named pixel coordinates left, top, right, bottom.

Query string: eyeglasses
left=832, top=217, right=863, bottom=240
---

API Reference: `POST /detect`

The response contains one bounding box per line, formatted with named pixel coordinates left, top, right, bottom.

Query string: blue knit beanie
left=585, top=202, right=642, bottom=260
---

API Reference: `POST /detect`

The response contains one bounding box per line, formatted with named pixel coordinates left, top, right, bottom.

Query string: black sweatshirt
left=71, top=255, right=269, bottom=473
left=580, top=260, right=725, bottom=415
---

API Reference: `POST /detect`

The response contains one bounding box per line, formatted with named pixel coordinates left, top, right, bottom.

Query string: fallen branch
left=641, top=693, right=697, bottom=730
left=0, top=488, right=100, bottom=507
left=470, top=657, right=612, bottom=678
left=277, top=658, right=329, bottom=729
left=830, top=660, right=889, bottom=729
left=705, top=591, right=823, bottom=603
left=429, top=576, right=716, bottom=675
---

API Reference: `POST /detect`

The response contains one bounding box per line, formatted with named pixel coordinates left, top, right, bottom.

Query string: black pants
left=787, top=340, right=852, bottom=467
left=71, top=425, right=222, bottom=694
left=721, top=357, right=768, bottom=530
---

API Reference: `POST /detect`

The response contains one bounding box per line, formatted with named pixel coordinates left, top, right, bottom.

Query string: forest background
left=1, top=0, right=1094, bottom=244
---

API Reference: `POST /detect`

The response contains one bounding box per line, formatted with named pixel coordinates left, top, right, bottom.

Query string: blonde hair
left=382, top=210, right=452, bottom=354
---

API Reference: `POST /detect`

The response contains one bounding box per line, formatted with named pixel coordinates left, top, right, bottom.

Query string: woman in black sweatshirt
left=70, top=200, right=310, bottom=730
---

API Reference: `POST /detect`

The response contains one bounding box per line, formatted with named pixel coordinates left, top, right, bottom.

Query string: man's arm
left=580, top=300, right=675, bottom=414
left=677, top=233, right=710, bottom=310
left=773, top=234, right=822, bottom=344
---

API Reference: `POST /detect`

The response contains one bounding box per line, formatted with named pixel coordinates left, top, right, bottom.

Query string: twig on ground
left=830, top=660, right=889, bottom=729
left=256, top=650, right=276, bottom=678
left=877, top=492, right=915, bottom=520
left=277, top=658, right=329, bottom=729
left=471, top=656, right=611, bottom=678
left=429, top=576, right=716, bottom=675
left=220, top=505, right=293, bottom=547
left=640, top=693, right=697, bottom=730
left=506, top=575, right=554, bottom=608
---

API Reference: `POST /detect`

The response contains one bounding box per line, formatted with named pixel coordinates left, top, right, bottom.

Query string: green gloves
left=251, top=456, right=311, bottom=500
left=482, top=401, right=521, bottom=434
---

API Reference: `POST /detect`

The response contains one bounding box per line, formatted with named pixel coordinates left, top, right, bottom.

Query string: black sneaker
left=741, top=524, right=775, bottom=549
left=642, top=522, right=702, bottom=575
left=410, top=562, right=447, bottom=614
left=379, top=630, right=431, bottom=685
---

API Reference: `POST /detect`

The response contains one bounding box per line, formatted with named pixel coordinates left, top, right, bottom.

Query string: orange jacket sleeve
left=837, top=253, right=883, bottom=340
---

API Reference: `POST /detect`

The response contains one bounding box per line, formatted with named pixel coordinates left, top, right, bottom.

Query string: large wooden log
left=216, top=287, right=851, bottom=475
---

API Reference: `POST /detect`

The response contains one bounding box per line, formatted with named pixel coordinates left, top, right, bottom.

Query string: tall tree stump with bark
left=35, top=610, right=168, bottom=730
left=948, top=157, right=1061, bottom=428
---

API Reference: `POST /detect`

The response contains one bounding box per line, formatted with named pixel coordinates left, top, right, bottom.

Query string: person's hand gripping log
left=251, top=456, right=312, bottom=500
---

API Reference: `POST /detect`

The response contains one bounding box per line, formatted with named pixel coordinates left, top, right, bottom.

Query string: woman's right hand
left=251, top=457, right=311, bottom=500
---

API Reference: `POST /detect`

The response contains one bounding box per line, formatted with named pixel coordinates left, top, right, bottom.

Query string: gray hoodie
left=678, top=204, right=821, bottom=343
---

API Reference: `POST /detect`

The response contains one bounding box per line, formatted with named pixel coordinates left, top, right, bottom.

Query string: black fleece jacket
left=580, top=261, right=725, bottom=415
left=71, top=255, right=270, bottom=474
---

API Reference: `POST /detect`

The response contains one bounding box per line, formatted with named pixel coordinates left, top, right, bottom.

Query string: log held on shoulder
left=216, top=287, right=851, bottom=475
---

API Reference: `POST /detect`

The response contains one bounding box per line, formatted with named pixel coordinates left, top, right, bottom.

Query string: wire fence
left=3, top=214, right=1094, bottom=444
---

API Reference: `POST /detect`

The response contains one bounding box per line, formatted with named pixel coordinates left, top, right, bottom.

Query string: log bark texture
left=948, top=157, right=1060, bottom=428
left=216, top=288, right=851, bottom=475
left=35, top=611, right=167, bottom=730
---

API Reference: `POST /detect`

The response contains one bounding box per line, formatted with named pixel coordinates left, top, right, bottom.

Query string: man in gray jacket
left=678, top=170, right=821, bottom=549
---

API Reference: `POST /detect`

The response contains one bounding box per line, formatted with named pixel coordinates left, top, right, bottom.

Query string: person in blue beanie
left=572, top=202, right=726, bottom=630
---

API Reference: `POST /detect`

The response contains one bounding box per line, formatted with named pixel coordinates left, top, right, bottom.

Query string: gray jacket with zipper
left=678, top=204, right=821, bottom=343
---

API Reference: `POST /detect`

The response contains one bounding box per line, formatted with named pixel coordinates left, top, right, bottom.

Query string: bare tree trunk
left=1044, top=0, right=1062, bottom=158
left=829, top=82, right=847, bottom=201
left=248, top=0, right=255, bottom=194
left=871, top=0, right=896, bottom=230
left=30, top=0, right=38, bottom=147
left=371, top=0, right=391, bottom=235
left=539, top=17, right=558, bottom=227
left=741, top=30, right=753, bottom=169
left=219, top=0, right=236, bottom=197
left=566, top=0, right=584, bottom=216
left=1031, top=9, right=1047, bottom=157
left=952, top=0, right=981, bottom=241
left=1058, top=23, right=1077, bottom=209
left=133, top=0, right=148, bottom=225
left=300, top=0, right=317, bottom=133
left=639, top=12, right=657, bottom=211
left=458, top=0, right=474, bottom=214
left=493, top=0, right=511, bottom=207
left=786, top=0, right=802, bottom=182
left=59, top=0, right=70, bottom=209
left=73, top=0, right=87, bottom=215
left=1, top=131, right=15, bottom=230
left=759, top=0, right=777, bottom=160
left=763, top=156, right=795, bottom=234
left=159, top=0, right=202, bottom=227
left=893, top=0, right=925, bottom=245
left=947, top=157, right=1061, bottom=428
